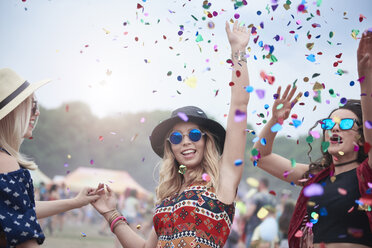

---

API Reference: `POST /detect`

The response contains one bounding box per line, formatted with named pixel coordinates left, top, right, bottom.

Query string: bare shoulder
left=0, top=152, right=20, bottom=174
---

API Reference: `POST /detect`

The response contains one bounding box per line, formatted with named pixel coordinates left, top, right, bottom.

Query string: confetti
left=202, top=173, right=211, bottom=182
left=177, top=112, right=188, bottom=122
left=90, top=159, right=94, bottom=165
left=271, top=123, right=282, bottom=132
left=294, top=230, right=303, bottom=238
left=365, top=121, right=372, bottom=129
left=257, top=207, right=269, bottom=219
left=338, top=187, right=347, bottom=195
left=178, top=165, right=187, bottom=174
left=304, top=183, right=324, bottom=197
left=234, top=159, right=243, bottom=166
left=234, top=110, right=246, bottom=122
left=321, top=141, right=330, bottom=152
left=255, top=89, right=265, bottom=99
left=81, top=232, right=87, bottom=237
left=306, top=54, right=316, bottom=62
left=67, top=154, right=72, bottom=159
left=185, top=76, right=197, bottom=88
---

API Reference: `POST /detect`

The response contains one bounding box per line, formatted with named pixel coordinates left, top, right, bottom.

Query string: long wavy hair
left=155, top=127, right=221, bottom=204
left=303, top=99, right=367, bottom=179
left=0, top=95, right=38, bottom=170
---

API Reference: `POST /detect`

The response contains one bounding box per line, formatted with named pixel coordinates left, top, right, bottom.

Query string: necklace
left=334, top=159, right=359, bottom=167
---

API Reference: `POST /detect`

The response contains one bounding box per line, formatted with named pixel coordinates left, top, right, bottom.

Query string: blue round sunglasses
left=167, top=129, right=205, bottom=145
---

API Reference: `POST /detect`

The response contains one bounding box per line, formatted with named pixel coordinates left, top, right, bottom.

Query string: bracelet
left=110, top=216, right=127, bottom=233
left=232, top=50, right=247, bottom=63
left=101, top=209, right=116, bottom=215
left=108, top=210, right=122, bottom=225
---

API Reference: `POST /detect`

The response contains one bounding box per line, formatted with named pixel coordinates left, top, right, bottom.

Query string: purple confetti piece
left=304, top=183, right=324, bottom=197
left=255, top=89, right=265, bottom=99
left=340, top=98, right=347, bottom=105
left=234, top=110, right=247, bottom=122
left=365, top=120, right=372, bottom=129
left=368, top=182, right=372, bottom=188
left=177, top=112, right=188, bottom=122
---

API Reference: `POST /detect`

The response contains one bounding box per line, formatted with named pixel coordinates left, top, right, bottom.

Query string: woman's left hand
left=73, top=187, right=100, bottom=208
left=357, top=29, right=372, bottom=82
left=225, top=20, right=251, bottom=51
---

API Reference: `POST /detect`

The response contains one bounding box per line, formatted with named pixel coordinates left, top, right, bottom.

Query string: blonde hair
left=0, top=95, right=38, bottom=170
left=155, top=127, right=221, bottom=204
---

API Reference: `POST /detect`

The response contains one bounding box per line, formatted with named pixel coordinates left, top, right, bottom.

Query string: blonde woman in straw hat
left=89, top=20, right=251, bottom=248
left=0, top=68, right=100, bottom=247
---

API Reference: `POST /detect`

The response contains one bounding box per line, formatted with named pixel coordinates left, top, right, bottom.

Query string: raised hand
left=357, top=30, right=372, bottom=82
left=225, top=20, right=251, bottom=51
left=91, top=183, right=117, bottom=215
left=272, top=85, right=302, bottom=123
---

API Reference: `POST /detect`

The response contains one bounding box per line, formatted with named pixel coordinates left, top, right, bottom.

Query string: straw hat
left=150, top=106, right=226, bottom=158
left=0, top=68, right=51, bottom=120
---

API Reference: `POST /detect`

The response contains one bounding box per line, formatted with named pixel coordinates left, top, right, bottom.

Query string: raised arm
left=35, top=187, right=99, bottom=219
left=91, top=184, right=157, bottom=248
left=357, top=30, right=372, bottom=168
left=253, top=85, right=308, bottom=185
left=218, top=21, right=250, bottom=204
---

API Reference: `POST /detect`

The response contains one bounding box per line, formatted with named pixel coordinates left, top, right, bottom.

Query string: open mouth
left=330, top=134, right=343, bottom=144
left=181, top=149, right=196, bottom=156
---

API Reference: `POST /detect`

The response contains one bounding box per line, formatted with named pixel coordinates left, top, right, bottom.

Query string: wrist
left=231, top=50, right=247, bottom=63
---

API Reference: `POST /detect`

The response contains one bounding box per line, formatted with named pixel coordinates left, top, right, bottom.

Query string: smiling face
left=324, top=109, right=362, bottom=160
left=23, top=95, right=39, bottom=139
left=168, top=122, right=206, bottom=169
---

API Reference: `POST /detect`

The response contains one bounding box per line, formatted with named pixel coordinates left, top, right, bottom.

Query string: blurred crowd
left=33, top=177, right=295, bottom=248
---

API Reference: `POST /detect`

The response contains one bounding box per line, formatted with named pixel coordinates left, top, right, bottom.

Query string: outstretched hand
left=357, top=29, right=372, bottom=82
left=90, top=183, right=117, bottom=215
left=225, top=20, right=251, bottom=51
left=272, top=85, right=302, bottom=123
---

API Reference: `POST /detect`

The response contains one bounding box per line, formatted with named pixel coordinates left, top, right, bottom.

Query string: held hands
left=225, top=20, right=251, bottom=51
left=357, top=29, right=372, bottom=83
left=90, top=183, right=117, bottom=216
left=73, top=187, right=100, bottom=208
left=272, top=85, right=302, bottom=123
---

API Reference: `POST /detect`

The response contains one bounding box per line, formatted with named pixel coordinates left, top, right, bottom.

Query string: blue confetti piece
left=306, top=54, right=316, bottom=62
left=264, top=104, right=269, bottom=109
left=304, top=91, right=309, bottom=97
left=177, top=76, right=182, bottom=81
left=310, top=218, right=318, bottom=224
left=258, top=41, right=263, bottom=47
left=253, top=160, right=257, bottom=166
left=293, top=119, right=302, bottom=128
left=350, top=81, right=355, bottom=86
left=234, top=159, right=243, bottom=166
left=245, top=86, right=254, bottom=93
left=294, top=34, right=298, bottom=42
left=290, top=181, right=295, bottom=186
left=252, top=136, right=259, bottom=143
left=254, top=55, right=257, bottom=60
left=271, top=123, right=282, bottom=132
left=260, top=138, right=267, bottom=145
left=319, top=207, right=328, bottom=216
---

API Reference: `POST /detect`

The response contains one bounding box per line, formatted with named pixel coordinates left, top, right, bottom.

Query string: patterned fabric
left=153, top=182, right=235, bottom=248
left=0, top=168, right=45, bottom=247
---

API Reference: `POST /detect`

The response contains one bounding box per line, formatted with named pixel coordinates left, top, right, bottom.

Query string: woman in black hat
left=91, top=20, right=251, bottom=248
left=0, top=68, right=100, bottom=247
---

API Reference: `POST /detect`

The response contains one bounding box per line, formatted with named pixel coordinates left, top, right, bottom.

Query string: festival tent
left=64, top=167, right=151, bottom=198
left=29, top=168, right=52, bottom=187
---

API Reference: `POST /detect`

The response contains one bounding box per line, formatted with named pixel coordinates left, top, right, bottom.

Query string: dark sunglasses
left=32, top=100, right=39, bottom=116
left=320, top=118, right=360, bottom=130
left=168, top=129, right=205, bottom=145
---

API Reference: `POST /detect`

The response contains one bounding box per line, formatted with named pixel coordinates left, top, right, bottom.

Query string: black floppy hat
left=150, top=106, right=226, bottom=158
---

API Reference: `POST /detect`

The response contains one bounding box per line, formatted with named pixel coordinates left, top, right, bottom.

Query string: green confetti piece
left=329, top=32, right=334, bottom=38
left=195, top=34, right=203, bottom=42
left=290, top=158, right=296, bottom=168
left=336, top=69, right=344, bottom=75
left=178, top=165, right=187, bottom=174
left=316, top=0, right=322, bottom=7
left=306, top=135, right=314, bottom=143
left=167, top=71, right=172, bottom=76
left=251, top=148, right=259, bottom=156
left=313, top=90, right=321, bottom=103
left=269, top=54, right=278, bottom=63
left=292, top=79, right=298, bottom=88
left=322, top=141, right=330, bottom=152
left=191, top=15, right=198, bottom=21
left=312, top=73, right=320, bottom=78
left=277, top=103, right=284, bottom=110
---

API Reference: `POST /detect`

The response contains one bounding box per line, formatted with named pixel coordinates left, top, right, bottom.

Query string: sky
left=1, top=0, right=372, bottom=138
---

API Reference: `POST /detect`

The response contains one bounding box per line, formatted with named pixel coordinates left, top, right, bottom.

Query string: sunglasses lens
left=169, top=132, right=182, bottom=144
left=340, top=119, right=354, bottom=130
left=321, top=119, right=335, bottom=130
left=189, top=129, right=202, bottom=142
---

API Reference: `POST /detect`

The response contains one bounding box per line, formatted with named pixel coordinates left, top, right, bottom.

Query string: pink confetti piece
left=202, top=173, right=211, bottom=182
left=304, top=183, right=324, bottom=197
left=295, top=230, right=303, bottom=237
left=177, top=112, right=188, bottom=122
left=368, top=182, right=372, bottom=188
left=338, top=187, right=347, bottom=195
left=90, top=160, right=94, bottom=165
left=365, top=120, right=372, bottom=129
left=309, top=130, right=320, bottom=139
left=283, top=170, right=293, bottom=178
left=140, top=117, right=146, bottom=123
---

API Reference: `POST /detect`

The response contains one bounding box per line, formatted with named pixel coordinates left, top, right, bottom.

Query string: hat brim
left=150, top=115, right=226, bottom=158
left=0, top=79, right=51, bottom=120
